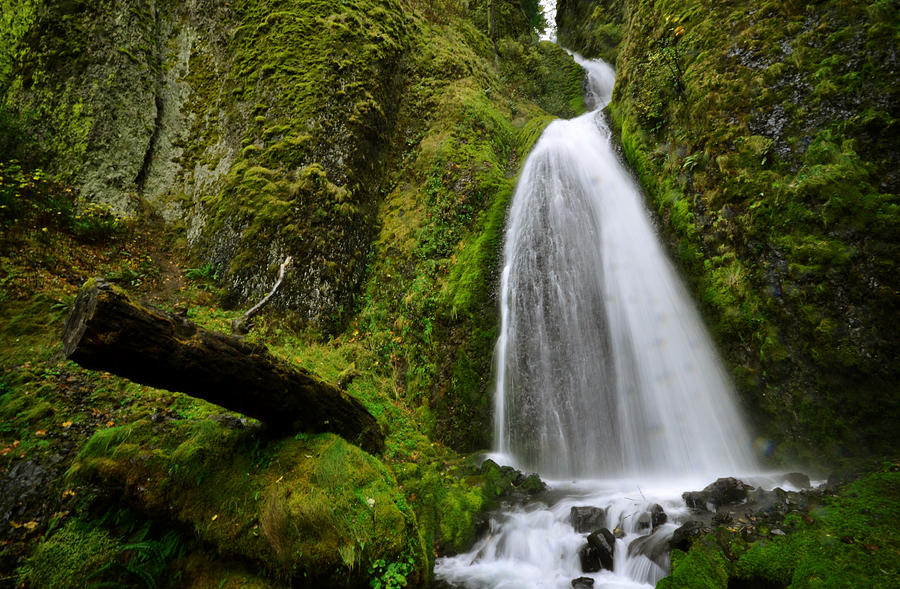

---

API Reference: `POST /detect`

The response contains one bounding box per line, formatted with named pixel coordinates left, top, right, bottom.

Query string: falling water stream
left=433, top=38, right=759, bottom=589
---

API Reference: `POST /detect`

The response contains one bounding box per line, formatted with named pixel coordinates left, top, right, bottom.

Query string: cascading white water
left=494, top=55, right=755, bottom=480
left=435, top=49, right=759, bottom=588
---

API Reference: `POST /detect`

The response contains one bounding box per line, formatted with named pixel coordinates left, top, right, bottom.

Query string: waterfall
left=435, top=53, right=758, bottom=588
left=494, top=55, right=755, bottom=480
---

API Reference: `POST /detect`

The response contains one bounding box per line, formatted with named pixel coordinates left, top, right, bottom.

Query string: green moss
left=657, top=537, right=729, bottom=589
left=17, top=520, right=119, bottom=589
left=733, top=469, right=900, bottom=587
left=69, top=418, right=428, bottom=587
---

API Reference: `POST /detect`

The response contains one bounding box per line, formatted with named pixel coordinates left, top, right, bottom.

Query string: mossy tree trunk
left=62, top=279, right=384, bottom=454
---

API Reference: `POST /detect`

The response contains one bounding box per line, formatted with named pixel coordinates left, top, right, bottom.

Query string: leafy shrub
left=71, top=201, right=127, bottom=243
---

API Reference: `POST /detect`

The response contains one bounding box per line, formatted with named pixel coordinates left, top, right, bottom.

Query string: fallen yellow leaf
left=211, top=514, right=218, bottom=521
left=61, top=421, right=73, bottom=428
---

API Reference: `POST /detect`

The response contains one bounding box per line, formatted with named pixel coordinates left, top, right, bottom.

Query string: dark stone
left=669, top=520, right=706, bottom=552
left=649, top=503, right=667, bottom=528
left=570, top=506, right=606, bottom=533
left=580, top=528, right=615, bottom=572
left=571, top=577, right=595, bottom=589
left=579, top=543, right=602, bottom=573
left=683, top=477, right=752, bottom=511
left=682, top=490, right=709, bottom=511
left=712, top=511, right=733, bottom=525
left=783, top=472, right=811, bottom=489
left=478, top=460, right=547, bottom=501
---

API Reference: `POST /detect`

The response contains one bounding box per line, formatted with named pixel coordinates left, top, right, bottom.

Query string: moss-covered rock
left=68, top=420, right=428, bottom=586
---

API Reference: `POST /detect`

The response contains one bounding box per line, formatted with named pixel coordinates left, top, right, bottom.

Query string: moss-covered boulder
left=67, top=419, right=427, bottom=586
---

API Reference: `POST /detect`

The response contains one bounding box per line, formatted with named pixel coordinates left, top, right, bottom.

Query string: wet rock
left=669, top=520, right=707, bottom=552
left=712, top=511, right=734, bottom=525
left=683, top=477, right=752, bottom=511
left=571, top=577, right=595, bottom=589
left=650, top=503, right=667, bottom=528
left=783, top=472, right=811, bottom=489
left=580, top=528, right=615, bottom=572
left=627, top=529, right=671, bottom=570
left=515, top=472, right=548, bottom=495
left=636, top=511, right=651, bottom=530
left=570, top=506, right=606, bottom=533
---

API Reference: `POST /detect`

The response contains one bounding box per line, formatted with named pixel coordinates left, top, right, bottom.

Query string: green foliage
left=657, top=538, right=729, bottom=589
left=17, top=510, right=188, bottom=589
left=0, top=160, right=128, bottom=243
left=0, top=0, right=37, bottom=86
left=18, top=520, right=120, bottom=589
left=368, top=556, right=415, bottom=589
left=732, top=469, right=900, bottom=587
left=69, top=417, right=428, bottom=587
left=70, top=202, right=128, bottom=244
left=557, top=0, right=625, bottom=64
left=184, top=262, right=220, bottom=283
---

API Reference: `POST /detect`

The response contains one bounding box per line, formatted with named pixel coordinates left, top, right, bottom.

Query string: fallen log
left=61, top=278, right=384, bottom=454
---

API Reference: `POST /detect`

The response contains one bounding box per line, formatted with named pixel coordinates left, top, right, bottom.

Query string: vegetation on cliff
left=1, top=0, right=585, bottom=586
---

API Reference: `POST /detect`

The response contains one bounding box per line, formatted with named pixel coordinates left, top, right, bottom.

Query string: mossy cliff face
left=356, top=8, right=584, bottom=450
left=3, top=0, right=404, bottom=328
left=2, top=0, right=585, bottom=451
left=558, top=0, right=900, bottom=462
left=557, top=0, right=625, bottom=63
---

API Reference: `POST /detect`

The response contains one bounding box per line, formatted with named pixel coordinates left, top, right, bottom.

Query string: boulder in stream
left=571, top=577, right=595, bottom=589
left=570, top=506, right=606, bottom=533
left=683, top=477, right=752, bottom=511
left=579, top=528, right=616, bottom=572
left=650, top=503, right=668, bottom=528
left=783, top=472, right=812, bottom=489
